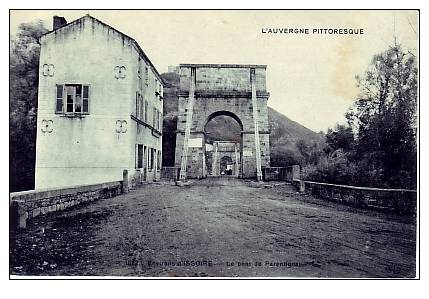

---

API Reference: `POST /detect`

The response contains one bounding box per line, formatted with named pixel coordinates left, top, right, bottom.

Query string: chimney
left=53, top=16, right=67, bottom=30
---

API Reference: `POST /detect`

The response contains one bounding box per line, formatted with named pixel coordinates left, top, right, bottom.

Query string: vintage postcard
left=9, top=9, right=419, bottom=279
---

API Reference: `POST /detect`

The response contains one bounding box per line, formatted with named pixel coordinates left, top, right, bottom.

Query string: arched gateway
left=174, top=64, right=270, bottom=180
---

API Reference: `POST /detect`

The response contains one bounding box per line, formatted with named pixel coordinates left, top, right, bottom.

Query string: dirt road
left=10, top=177, right=416, bottom=278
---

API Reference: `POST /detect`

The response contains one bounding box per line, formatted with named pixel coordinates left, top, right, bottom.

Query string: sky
left=10, top=10, right=419, bottom=132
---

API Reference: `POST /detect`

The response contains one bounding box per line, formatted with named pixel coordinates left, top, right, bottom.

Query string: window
left=157, top=151, right=162, bottom=170
left=145, top=66, right=148, bottom=86
left=154, top=108, right=160, bottom=131
left=155, top=110, right=158, bottom=129
left=135, top=92, right=140, bottom=119
left=135, top=92, right=143, bottom=120
left=147, top=148, right=151, bottom=170
left=136, top=144, right=143, bottom=169
left=155, top=79, right=158, bottom=96
left=155, top=81, right=162, bottom=100
left=56, top=84, right=89, bottom=114
left=140, top=96, right=144, bottom=120
left=158, top=111, right=162, bottom=130
left=153, top=107, right=157, bottom=129
left=144, top=146, right=147, bottom=169
left=144, top=100, right=148, bottom=122
left=138, top=58, right=143, bottom=91
left=56, top=85, right=63, bottom=112
left=150, top=148, right=155, bottom=170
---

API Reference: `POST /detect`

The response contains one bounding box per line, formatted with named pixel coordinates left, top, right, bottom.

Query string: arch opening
left=203, top=111, right=243, bottom=177
left=204, top=111, right=243, bottom=133
left=220, top=156, right=233, bottom=175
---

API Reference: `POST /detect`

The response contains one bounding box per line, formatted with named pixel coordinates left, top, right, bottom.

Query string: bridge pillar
left=17, top=204, right=28, bottom=229
left=122, top=169, right=129, bottom=193
left=299, top=180, right=306, bottom=193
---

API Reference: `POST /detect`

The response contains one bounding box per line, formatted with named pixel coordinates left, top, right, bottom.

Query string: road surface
left=10, top=177, right=416, bottom=277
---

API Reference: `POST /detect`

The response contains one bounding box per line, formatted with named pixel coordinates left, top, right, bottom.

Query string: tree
left=346, top=43, right=418, bottom=189
left=303, top=44, right=417, bottom=189
left=296, top=139, right=324, bottom=165
left=325, top=124, right=355, bottom=153
left=10, top=20, right=48, bottom=192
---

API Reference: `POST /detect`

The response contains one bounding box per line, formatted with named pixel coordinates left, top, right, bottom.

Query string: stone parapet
left=10, top=181, right=123, bottom=229
left=292, top=179, right=417, bottom=215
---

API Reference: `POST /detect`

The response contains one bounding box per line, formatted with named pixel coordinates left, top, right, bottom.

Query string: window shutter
left=137, top=144, right=143, bottom=168
left=140, top=95, right=144, bottom=121
left=135, top=144, right=138, bottom=169
left=55, top=84, right=64, bottom=113
left=82, top=85, right=90, bottom=113
left=135, top=92, right=138, bottom=118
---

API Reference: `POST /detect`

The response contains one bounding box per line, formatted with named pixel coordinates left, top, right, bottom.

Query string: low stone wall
left=10, top=181, right=123, bottom=229
left=263, top=165, right=300, bottom=182
left=161, top=167, right=180, bottom=181
left=293, top=179, right=417, bottom=215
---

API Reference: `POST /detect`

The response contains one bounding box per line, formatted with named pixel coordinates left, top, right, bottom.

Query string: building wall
left=128, top=47, right=163, bottom=185
left=35, top=16, right=163, bottom=189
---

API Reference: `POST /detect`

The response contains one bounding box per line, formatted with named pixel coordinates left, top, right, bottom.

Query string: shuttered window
left=144, top=100, right=148, bottom=122
left=137, top=144, right=144, bottom=169
left=82, top=85, right=89, bottom=113
left=56, top=84, right=90, bottom=114
left=55, top=85, right=64, bottom=113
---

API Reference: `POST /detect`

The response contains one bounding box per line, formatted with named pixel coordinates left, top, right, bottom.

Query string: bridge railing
left=10, top=171, right=129, bottom=229
left=293, top=180, right=417, bottom=216
left=264, top=165, right=417, bottom=216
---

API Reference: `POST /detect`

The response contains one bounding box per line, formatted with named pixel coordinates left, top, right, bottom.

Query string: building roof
left=41, top=14, right=165, bottom=85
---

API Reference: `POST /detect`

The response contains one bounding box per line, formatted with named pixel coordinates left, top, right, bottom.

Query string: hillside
left=161, top=72, right=325, bottom=167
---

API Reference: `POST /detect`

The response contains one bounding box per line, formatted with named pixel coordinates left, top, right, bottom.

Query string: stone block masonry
left=10, top=181, right=123, bottom=229
left=264, top=165, right=417, bottom=215
left=292, top=179, right=417, bottom=216
left=174, top=64, right=270, bottom=179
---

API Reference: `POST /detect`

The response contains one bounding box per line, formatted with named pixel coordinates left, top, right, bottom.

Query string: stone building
left=174, top=64, right=270, bottom=179
left=35, top=15, right=164, bottom=189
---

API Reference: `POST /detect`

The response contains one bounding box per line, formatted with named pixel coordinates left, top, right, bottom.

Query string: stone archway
left=174, top=64, right=270, bottom=180
left=204, top=110, right=244, bottom=131
left=203, top=111, right=243, bottom=177
left=206, top=140, right=241, bottom=177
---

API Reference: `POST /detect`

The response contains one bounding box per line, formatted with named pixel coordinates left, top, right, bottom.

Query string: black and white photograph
left=8, top=8, right=420, bottom=280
